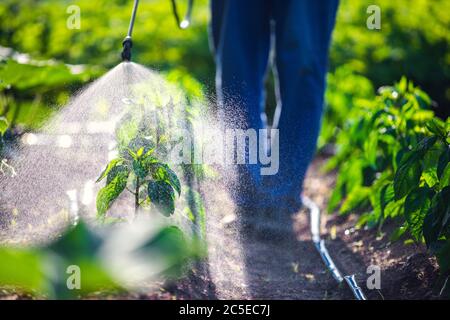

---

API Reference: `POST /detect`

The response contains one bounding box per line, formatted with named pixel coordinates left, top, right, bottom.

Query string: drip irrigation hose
left=301, top=195, right=368, bottom=300
left=170, top=0, right=194, bottom=29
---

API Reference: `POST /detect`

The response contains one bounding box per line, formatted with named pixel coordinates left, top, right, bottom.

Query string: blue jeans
left=210, top=0, right=339, bottom=211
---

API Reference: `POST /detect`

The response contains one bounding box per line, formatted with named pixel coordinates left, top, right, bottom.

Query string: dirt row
left=168, top=156, right=439, bottom=300
left=0, top=157, right=439, bottom=300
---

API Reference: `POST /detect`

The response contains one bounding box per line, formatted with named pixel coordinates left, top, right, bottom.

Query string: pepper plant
left=95, top=80, right=184, bottom=220
left=326, top=77, right=450, bottom=295
left=96, top=146, right=181, bottom=219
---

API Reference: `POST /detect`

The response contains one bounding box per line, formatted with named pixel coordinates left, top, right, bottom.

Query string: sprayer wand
left=121, top=0, right=140, bottom=61
left=121, top=0, right=194, bottom=62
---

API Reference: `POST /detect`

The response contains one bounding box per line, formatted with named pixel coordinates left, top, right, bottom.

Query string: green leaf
left=393, top=137, right=436, bottom=199
left=165, top=166, right=181, bottom=196
left=48, top=223, right=118, bottom=298
left=423, top=187, right=450, bottom=247
left=148, top=180, right=175, bottom=216
left=380, top=183, right=395, bottom=218
left=437, top=148, right=450, bottom=178
left=96, top=168, right=129, bottom=218
left=71, top=259, right=118, bottom=296
left=327, top=187, right=342, bottom=213
left=144, top=148, right=155, bottom=157
left=384, top=198, right=404, bottom=219
left=136, top=147, right=144, bottom=158
left=106, top=165, right=129, bottom=184
left=153, top=164, right=181, bottom=196
left=404, top=187, right=432, bottom=240
left=363, top=131, right=378, bottom=166
left=398, top=76, right=407, bottom=93
left=138, top=226, right=192, bottom=276
left=422, top=168, right=439, bottom=188
left=127, top=148, right=138, bottom=160
left=439, top=162, right=450, bottom=189
left=340, top=187, right=370, bottom=214
left=426, top=119, right=446, bottom=138
left=356, top=211, right=378, bottom=229
left=418, top=136, right=438, bottom=153
left=0, top=247, right=46, bottom=294
left=133, top=159, right=148, bottom=179
left=421, top=146, right=441, bottom=188
left=394, top=155, right=422, bottom=200
left=49, top=222, right=102, bottom=261
left=96, top=158, right=123, bottom=183
left=141, top=155, right=159, bottom=171
left=0, top=116, right=8, bottom=135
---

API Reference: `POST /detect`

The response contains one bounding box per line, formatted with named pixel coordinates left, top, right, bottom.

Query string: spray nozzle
left=121, top=0, right=139, bottom=62
left=121, top=36, right=132, bottom=62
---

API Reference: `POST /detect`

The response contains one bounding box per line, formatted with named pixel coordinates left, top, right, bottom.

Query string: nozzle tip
left=121, top=37, right=133, bottom=62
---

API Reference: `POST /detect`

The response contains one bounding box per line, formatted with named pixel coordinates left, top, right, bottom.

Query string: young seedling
left=96, top=146, right=181, bottom=220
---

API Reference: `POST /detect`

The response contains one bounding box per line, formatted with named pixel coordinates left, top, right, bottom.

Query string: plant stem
left=135, top=176, right=140, bottom=217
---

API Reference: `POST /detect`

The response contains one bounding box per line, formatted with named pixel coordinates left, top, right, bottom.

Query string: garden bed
left=0, top=156, right=442, bottom=300
left=307, top=157, right=440, bottom=300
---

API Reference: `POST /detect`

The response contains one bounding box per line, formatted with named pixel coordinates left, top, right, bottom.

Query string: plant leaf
left=148, top=180, right=175, bottom=216
left=404, top=187, right=432, bottom=240
left=437, top=148, right=450, bottom=178
left=339, top=187, right=370, bottom=214
left=380, top=183, right=395, bottom=218
left=439, top=162, right=450, bottom=189
left=422, top=168, right=439, bottom=188
left=96, top=169, right=129, bottom=218
left=127, top=148, right=138, bottom=160
left=133, top=159, right=148, bottom=179
left=165, top=165, right=181, bottom=196
left=136, top=147, right=144, bottom=158
left=426, top=119, right=446, bottom=138
left=96, top=158, right=123, bottom=183
left=0, top=116, right=8, bottom=135
left=423, top=187, right=450, bottom=247
left=394, top=155, right=422, bottom=200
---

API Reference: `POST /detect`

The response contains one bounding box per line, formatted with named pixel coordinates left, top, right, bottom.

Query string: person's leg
left=264, top=0, right=339, bottom=211
left=210, top=0, right=272, bottom=207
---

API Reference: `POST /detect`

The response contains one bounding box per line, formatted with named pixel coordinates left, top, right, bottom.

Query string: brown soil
left=167, top=156, right=440, bottom=300
left=302, top=157, right=440, bottom=300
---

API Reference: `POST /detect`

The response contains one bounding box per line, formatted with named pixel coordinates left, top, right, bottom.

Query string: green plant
left=0, top=116, right=7, bottom=153
left=96, top=146, right=181, bottom=219
left=327, top=77, right=450, bottom=295
left=0, top=0, right=212, bottom=81
left=0, top=57, right=101, bottom=130
left=332, top=0, right=450, bottom=113
left=319, top=65, right=375, bottom=150
left=0, top=221, right=197, bottom=299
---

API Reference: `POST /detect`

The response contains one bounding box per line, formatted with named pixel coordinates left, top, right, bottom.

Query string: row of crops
left=322, top=74, right=450, bottom=296
left=3, top=63, right=448, bottom=298
left=1, top=0, right=449, bottom=128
